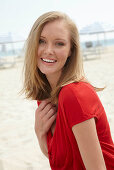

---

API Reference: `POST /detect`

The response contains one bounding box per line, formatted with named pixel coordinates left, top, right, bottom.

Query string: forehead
left=41, top=20, right=70, bottom=39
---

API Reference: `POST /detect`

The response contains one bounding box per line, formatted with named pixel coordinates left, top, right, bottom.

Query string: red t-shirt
left=37, top=82, right=114, bottom=170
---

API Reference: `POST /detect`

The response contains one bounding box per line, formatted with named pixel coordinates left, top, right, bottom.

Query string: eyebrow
left=40, top=36, right=67, bottom=42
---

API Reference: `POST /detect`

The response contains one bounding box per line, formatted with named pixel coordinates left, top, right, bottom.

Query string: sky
left=0, top=0, right=114, bottom=40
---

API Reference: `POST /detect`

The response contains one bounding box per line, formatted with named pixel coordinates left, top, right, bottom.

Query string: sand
left=0, top=45, right=114, bottom=170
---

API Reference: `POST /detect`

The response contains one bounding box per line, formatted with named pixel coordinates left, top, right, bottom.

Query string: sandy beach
left=0, top=46, right=114, bottom=170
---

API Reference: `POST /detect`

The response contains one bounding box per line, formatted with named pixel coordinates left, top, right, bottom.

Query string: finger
left=42, top=103, right=56, bottom=115
left=35, top=102, right=54, bottom=119
left=46, top=113, right=57, bottom=128
left=44, top=107, right=57, bottom=120
left=40, top=104, right=54, bottom=119
left=38, top=100, right=51, bottom=111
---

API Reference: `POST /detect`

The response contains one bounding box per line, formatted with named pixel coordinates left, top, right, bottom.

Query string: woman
left=22, top=11, right=114, bottom=169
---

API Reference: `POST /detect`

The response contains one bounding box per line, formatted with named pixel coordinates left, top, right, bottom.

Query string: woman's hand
left=35, top=99, right=57, bottom=139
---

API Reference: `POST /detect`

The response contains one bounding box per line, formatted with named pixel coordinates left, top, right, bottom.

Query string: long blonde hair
left=22, top=11, right=103, bottom=104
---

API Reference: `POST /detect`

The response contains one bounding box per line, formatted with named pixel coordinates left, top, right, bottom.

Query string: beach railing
left=0, top=40, right=25, bottom=68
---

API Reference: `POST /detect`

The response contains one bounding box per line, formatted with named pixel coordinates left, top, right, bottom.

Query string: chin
left=40, top=69, right=54, bottom=75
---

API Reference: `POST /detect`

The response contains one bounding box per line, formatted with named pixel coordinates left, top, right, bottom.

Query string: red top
left=37, top=82, right=114, bottom=170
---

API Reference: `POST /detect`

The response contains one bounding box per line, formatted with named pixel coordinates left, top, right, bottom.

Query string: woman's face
left=37, top=19, right=71, bottom=79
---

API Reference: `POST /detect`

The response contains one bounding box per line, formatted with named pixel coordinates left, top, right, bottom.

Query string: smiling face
left=37, top=19, right=71, bottom=85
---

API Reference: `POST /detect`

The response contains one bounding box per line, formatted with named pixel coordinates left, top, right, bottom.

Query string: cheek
left=57, top=49, right=70, bottom=61
left=37, top=46, right=43, bottom=58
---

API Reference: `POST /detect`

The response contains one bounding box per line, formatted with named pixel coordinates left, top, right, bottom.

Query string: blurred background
left=0, top=0, right=114, bottom=169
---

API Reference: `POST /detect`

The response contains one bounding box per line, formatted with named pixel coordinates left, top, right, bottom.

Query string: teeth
left=42, top=58, right=56, bottom=63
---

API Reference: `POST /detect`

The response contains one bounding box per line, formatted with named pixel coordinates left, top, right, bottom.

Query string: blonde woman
left=23, top=11, right=114, bottom=170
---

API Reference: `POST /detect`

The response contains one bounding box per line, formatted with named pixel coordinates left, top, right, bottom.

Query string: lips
left=41, top=58, right=57, bottom=63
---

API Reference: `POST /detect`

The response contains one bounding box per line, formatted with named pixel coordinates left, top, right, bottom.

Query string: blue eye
left=56, top=42, right=64, bottom=46
left=39, top=39, right=45, bottom=44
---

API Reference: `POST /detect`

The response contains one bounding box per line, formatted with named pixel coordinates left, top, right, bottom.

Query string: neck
left=46, top=72, right=61, bottom=89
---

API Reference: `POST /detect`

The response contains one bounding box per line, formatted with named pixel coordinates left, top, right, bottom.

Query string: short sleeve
left=59, top=82, right=104, bottom=128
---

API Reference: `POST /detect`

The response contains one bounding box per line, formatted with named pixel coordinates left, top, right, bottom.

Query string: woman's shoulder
left=59, top=81, right=98, bottom=103
left=60, top=81, right=95, bottom=96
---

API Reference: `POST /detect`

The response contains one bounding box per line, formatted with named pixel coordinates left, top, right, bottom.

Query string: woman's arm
left=35, top=100, right=57, bottom=158
left=37, top=133, right=48, bottom=158
left=72, top=118, right=106, bottom=170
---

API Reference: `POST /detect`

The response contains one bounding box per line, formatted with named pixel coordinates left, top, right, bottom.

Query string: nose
left=44, top=43, right=54, bottom=55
